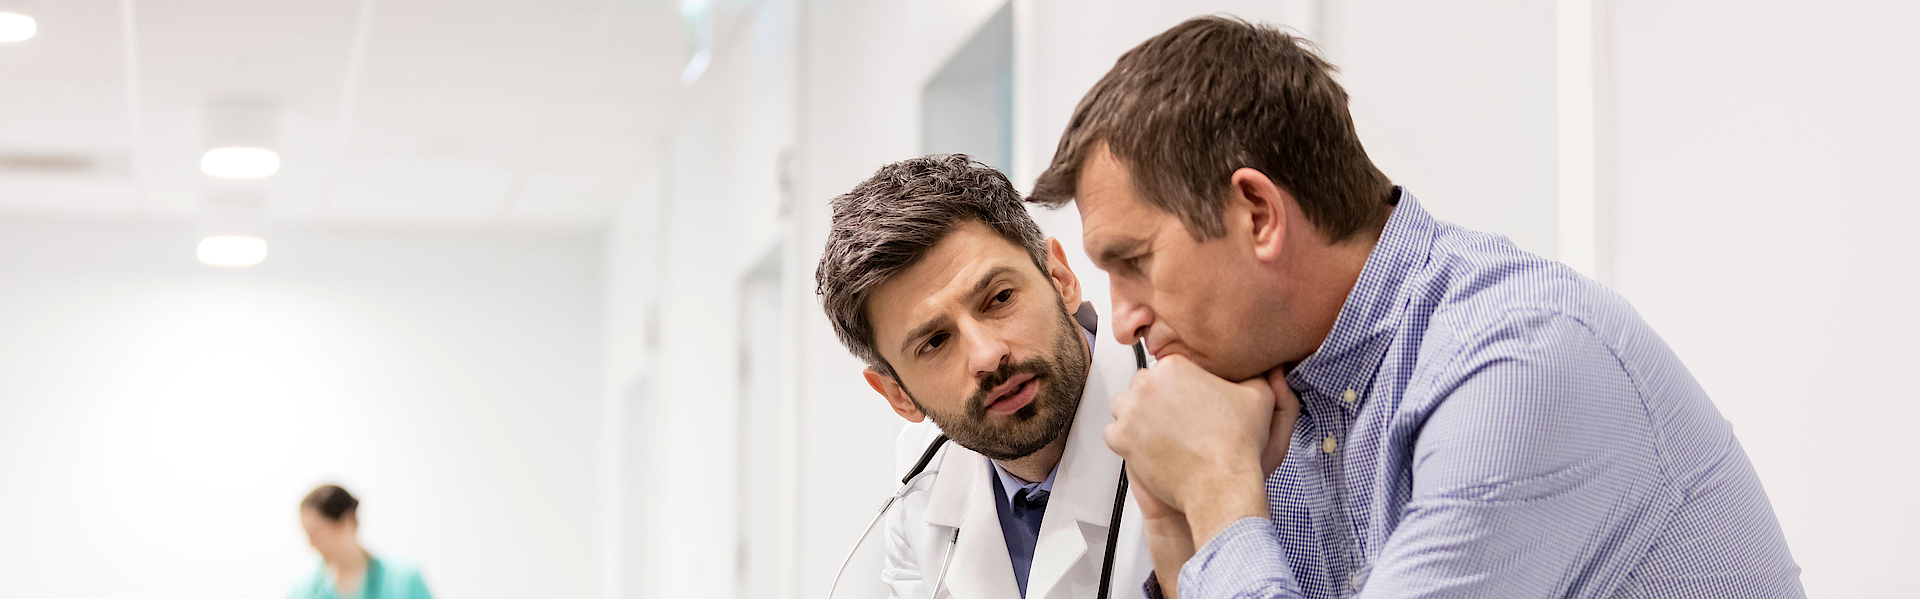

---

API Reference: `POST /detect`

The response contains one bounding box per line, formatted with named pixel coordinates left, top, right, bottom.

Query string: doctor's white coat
left=882, top=330, right=1153, bottom=599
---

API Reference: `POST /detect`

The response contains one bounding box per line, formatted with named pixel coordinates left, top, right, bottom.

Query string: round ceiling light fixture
left=201, top=100, right=280, bottom=179
left=0, top=13, right=34, bottom=43
left=0, top=1, right=34, bottom=43
left=195, top=188, right=270, bottom=267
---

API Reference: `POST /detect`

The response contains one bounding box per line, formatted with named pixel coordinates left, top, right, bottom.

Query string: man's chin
left=1173, top=350, right=1269, bottom=382
left=976, top=440, right=1055, bottom=462
left=957, top=424, right=1059, bottom=461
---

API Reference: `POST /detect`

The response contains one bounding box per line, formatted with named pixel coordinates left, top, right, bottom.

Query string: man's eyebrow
left=898, top=314, right=953, bottom=357
left=895, top=265, right=1020, bottom=357
left=967, top=265, right=1019, bottom=299
left=1092, top=237, right=1147, bottom=267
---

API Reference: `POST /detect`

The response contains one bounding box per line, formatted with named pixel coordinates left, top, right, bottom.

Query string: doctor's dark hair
left=1029, top=16, right=1394, bottom=242
left=815, top=154, right=1049, bottom=375
left=301, top=484, right=359, bottom=522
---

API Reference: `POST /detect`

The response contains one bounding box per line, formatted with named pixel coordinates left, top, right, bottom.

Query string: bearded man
left=817, top=154, right=1152, bottom=599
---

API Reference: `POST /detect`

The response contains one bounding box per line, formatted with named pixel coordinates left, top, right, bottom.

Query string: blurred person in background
left=1027, top=16, right=1802, bottom=599
left=293, top=484, right=434, bottom=599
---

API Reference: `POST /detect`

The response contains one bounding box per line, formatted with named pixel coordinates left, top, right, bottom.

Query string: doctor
left=815, top=154, right=1152, bottom=599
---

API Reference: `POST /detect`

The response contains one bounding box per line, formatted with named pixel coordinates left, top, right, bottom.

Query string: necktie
left=1012, top=487, right=1049, bottom=538
left=1006, top=484, right=1050, bottom=597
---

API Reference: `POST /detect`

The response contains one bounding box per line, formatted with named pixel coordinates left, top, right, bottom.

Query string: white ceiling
left=0, top=0, right=690, bottom=230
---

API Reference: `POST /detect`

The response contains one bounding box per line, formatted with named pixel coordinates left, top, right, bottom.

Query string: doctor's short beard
left=904, top=304, right=1090, bottom=461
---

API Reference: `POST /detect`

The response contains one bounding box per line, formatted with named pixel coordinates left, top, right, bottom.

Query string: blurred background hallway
left=0, top=1, right=1914, bottom=597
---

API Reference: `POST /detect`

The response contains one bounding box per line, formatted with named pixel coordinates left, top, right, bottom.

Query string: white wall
left=1340, top=0, right=1560, bottom=259
left=0, top=220, right=603, bottom=599
left=600, top=2, right=802, bottom=598
left=1609, top=1, right=1920, bottom=596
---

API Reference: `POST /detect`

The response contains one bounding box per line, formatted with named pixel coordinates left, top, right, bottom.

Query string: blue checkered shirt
left=1173, top=189, right=1803, bottom=599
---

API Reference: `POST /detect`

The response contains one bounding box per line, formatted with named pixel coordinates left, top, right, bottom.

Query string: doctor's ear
left=1044, top=237, right=1082, bottom=309
left=864, top=367, right=925, bottom=422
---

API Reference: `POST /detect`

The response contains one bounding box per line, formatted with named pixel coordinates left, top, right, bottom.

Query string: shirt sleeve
left=403, top=569, right=434, bottom=599
left=1179, top=312, right=1666, bottom=599
left=288, top=570, right=322, bottom=599
left=1178, top=518, right=1305, bottom=598
left=1364, top=312, right=1665, bottom=596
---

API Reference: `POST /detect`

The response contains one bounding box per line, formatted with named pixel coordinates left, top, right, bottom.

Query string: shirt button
left=1342, top=389, right=1358, bottom=403
left=1322, top=435, right=1339, bottom=454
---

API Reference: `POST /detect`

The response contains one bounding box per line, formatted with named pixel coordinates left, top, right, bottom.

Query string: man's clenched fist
left=1104, top=355, right=1301, bottom=549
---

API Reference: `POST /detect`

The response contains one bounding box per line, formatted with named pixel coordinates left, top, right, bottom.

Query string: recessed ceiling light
left=0, top=12, right=35, bottom=43
left=200, top=147, right=280, bottom=179
left=203, top=100, right=279, bottom=178
left=197, top=236, right=268, bottom=267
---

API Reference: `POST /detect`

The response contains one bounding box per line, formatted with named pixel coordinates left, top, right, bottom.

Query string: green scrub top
left=289, top=556, right=433, bottom=599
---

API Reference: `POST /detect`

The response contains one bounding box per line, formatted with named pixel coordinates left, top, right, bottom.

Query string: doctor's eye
left=992, top=289, right=1013, bottom=304
left=922, top=333, right=949, bottom=354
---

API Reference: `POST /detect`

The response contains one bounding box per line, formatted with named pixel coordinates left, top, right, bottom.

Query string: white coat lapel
left=1023, top=331, right=1136, bottom=599
left=921, top=443, right=971, bottom=530
left=922, top=444, right=1021, bottom=599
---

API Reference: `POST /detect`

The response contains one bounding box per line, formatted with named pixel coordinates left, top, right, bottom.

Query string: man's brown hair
left=815, top=154, right=1049, bottom=375
left=1029, top=16, right=1393, bottom=242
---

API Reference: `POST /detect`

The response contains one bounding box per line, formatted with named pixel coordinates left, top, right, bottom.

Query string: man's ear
left=1231, top=167, right=1292, bottom=262
left=1044, top=237, right=1083, bottom=309
left=864, top=367, right=925, bottom=422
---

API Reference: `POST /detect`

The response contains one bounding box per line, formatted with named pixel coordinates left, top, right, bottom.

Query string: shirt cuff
left=1177, top=517, right=1300, bottom=599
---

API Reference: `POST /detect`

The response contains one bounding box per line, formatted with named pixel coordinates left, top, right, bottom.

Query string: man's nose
left=961, top=318, right=1011, bottom=377
left=1111, top=292, right=1154, bottom=348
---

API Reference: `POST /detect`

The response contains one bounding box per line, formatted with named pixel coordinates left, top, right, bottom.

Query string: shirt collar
left=1073, top=300, right=1100, bottom=360
left=1285, top=187, right=1438, bottom=412
left=991, top=458, right=1058, bottom=503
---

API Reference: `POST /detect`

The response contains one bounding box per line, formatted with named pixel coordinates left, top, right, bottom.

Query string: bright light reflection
left=197, top=236, right=269, bottom=267
left=0, top=13, right=35, bottom=42
left=199, top=147, right=280, bottom=179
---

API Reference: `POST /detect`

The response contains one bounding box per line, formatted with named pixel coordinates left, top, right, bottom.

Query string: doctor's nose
left=962, top=322, right=1012, bottom=377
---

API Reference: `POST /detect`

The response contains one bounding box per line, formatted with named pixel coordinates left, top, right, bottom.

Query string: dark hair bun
left=301, top=484, right=359, bottom=521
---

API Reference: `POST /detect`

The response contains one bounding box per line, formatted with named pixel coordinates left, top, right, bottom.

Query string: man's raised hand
left=1104, top=355, right=1276, bottom=549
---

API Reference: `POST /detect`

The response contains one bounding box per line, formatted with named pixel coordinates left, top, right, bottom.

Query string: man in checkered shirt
left=1025, top=16, right=1803, bottom=599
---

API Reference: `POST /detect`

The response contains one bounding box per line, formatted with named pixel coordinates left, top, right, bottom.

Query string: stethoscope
left=828, top=342, right=1151, bottom=599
